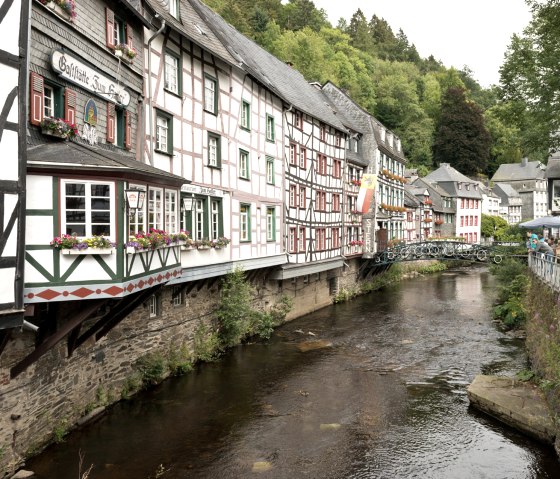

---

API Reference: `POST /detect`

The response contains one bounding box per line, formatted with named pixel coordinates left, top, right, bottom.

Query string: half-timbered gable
left=0, top=0, right=29, bottom=332
left=144, top=0, right=285, bottom=283
left=24, top=141, right=186, bottom=303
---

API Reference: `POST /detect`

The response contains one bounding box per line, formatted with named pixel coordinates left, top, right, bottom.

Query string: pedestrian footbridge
left=358, top=241, right=513, bottom=280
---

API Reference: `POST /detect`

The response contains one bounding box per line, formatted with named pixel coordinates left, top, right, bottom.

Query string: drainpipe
left=22, top=320, right=39, bottom=333
left=147, top=15, right=166, bottom=166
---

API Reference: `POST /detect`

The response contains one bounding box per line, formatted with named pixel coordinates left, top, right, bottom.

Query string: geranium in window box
left=51, top=234, right=115, bottom=254
left=37, top=0, right=76, bottom=21
left=211, top=237, right=230, bottom=249
left=195, top=239, right=213, bottom=250
left=170, top=230, right=190, bottom=245
left=348, top=240, right=364, bottom=247
left=351, top=179, right=361, bottom=187
left=41, top=117, right=78, bottom=140
left=114, top=43, right=137, bottom=61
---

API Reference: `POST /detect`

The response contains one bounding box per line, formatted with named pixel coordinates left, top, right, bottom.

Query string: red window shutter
left=126, top=23, right=133, bottom=48
left=124, top=110, right=132, bottom=149
left=106, top=102, right=115, bottom=143
left=30, top=72, right=44, bottom=126
left=64, top=88, right=77, bottom=125
left=106, top=8, right=115, bottom=49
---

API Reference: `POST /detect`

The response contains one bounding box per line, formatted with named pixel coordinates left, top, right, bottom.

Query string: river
left=27, top=267, right=560, bottom=478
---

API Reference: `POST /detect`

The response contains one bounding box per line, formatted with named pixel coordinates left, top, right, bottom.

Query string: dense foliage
left=490, top=258, right=529, bottom=329
left=202, top=0, right=547, bottom=175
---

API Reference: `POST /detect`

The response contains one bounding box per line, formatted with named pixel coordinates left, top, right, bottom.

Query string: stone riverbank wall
left=525, top=275, right=560, bottom=457
left=0, top=258, right=375, bottom=477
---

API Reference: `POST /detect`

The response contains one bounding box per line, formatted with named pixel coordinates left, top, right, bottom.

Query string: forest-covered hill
left=202, top=0, right=554, bottom=177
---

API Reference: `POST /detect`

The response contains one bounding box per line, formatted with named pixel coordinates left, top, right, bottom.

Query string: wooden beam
left=10, top=300, right=105, bottom=378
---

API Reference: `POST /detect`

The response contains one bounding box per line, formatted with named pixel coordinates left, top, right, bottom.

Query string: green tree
left=279, top=0, right=330, bottom=32
left=433, top=87, right=492, bottom=175
left=347, top=9, right=376, bottom=54
left=481, top=214, right=509, bottom=238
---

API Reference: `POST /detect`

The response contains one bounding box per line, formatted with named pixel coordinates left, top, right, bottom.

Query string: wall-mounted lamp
left=182, top=196, right=195, bottom=212
left=125, top=189, right=146, bottom=211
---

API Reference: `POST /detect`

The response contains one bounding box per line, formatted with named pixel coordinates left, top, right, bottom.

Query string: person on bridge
left=526, top=231, right=539, bottom=250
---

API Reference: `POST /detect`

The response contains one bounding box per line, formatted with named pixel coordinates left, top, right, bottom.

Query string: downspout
left=147, top=15, right=166, bottom=166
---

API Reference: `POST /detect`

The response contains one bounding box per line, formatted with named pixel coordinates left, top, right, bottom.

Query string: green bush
left=490, top=257, right=529, bottom=329
left=136, top=352, right=167, bottom=388
left=193, top=322, right=221, bottom=362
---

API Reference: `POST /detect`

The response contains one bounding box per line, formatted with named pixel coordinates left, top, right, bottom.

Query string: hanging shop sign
left=51, top=50, right=130, bottom=106
left=181, top=184, right=224, bottom=198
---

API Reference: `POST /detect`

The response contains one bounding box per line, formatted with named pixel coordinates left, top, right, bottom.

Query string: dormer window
left=458, top=183, right=462, bottom=190
left=380, top=128, right=386, bottom=142
left=169, top=0, right=179, bottom=19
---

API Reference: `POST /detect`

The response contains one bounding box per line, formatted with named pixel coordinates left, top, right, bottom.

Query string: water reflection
left=27, top=268, right=560, bottom=478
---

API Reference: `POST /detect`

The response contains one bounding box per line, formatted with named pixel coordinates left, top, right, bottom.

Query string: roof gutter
left=147, top=15, right=166, bottom=166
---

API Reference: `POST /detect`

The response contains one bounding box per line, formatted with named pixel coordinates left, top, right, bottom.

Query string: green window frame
left=43, top=83, right=63, bottom=119
left=155, top=109, right=173, bottom=155
left=204, top=74, right=218, bottom=115
left=115, top=107, right=124, bottom=148
left=241, top=100, right=250, bottom=130
left=266, top=206, right=276, bottom=241
left=266, top=156, right=275, bottom=185
left=240, top=203, right=251, bottom=242
left=266, top=114, right=275, bottom=142
left=239, top=149, right=250, bottom=180
left=208, top=132, right=221, bottom=168
left=164, top=50, right=181, bottom=95
left=182, top=196, right=223, bottom=241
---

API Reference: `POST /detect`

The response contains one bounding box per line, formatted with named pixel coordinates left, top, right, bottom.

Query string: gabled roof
left=145, top=0, right=239, bottom=67
left=27, top=141, right=187, bottom=186
left=423, top=163, right=482, bottom=199
left=492, top=182, right=521, bottom=206
left=187, top=0, right=346, bottom=131
left=404, top=189, right=421, bottom=207
left=424, top=163, right=473, bottom=183
left=545, top=158, right=560, bottom=179
left=491, top=160, right=545, bottom=182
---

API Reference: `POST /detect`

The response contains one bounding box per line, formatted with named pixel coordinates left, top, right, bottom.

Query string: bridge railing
left=528, top=253, right=560, bottom=290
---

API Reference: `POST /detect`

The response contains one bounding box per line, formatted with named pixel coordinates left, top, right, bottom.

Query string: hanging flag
left=357, top=174, right=377, bottom=214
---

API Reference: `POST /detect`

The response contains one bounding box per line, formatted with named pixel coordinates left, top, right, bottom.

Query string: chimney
left=521, top=157, right=528, bottom=167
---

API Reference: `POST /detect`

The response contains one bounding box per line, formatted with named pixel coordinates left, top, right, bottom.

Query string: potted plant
left=348, top=240, right=364, bottom=247
left=211, top=237, right=230, bottom=249
left=51, top=234, right=115, bottom=255
left=196, top=238, right=213, bottom=250
left=40, top=117, right=78, bottom=140
left=114, top=43, right=137, bottom=61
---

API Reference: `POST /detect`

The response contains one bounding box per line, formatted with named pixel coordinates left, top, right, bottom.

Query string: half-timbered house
left=0, top=0, right=28, bottom=335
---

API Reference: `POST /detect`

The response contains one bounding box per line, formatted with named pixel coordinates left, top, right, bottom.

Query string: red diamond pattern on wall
left=36, top=289, right=62, bottom=300
left=71, top=287, right=95, bottom=298
left=103, top=286, right=124, bottom=296
left=126, top=283, right=135, bottom=292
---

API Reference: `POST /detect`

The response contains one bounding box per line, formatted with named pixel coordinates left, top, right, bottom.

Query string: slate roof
left=404, top=189, right=421, bottom=208
left=545, top=158, right=560, bottom=179
left=491, top=160, right=545, bottom=182
left=27, top=140, right=187, bottom=186
left=186, top=0, right=346, bottom=131
left=412, top=178, right=452, bottom=213
left=493, top=183, right=521, bottom=206
left=145, top=0, right=239, bottom=67
left=423, top=163, right=482, bottom=199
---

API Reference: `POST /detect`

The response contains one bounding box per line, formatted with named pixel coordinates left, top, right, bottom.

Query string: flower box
left=181, top=245, right=195, bottom=251
left=61, top=248, right=114, bottom=255
left=197, top=245, right=211, bottom=250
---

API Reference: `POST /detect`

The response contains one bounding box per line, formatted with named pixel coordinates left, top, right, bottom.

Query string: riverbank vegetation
left=490, top=257, right=529, bottom=330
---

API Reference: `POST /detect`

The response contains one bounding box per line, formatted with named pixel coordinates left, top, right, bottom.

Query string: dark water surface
left=28, top=268, right=560, bottom=478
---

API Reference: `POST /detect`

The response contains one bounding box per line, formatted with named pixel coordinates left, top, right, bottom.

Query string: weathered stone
left=251, top=461, right=273, bottom=472
left=467, top=375, right=556, bottom=444
left=297, top=340, right=332, bottom=352
left=76, top=406, right=105, bottom=426
left=10, top=470, right=35, bottom=478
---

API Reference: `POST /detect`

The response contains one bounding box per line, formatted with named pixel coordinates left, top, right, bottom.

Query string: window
left=294, top=111, right=302, bottom=129
left=210, top=199, right=222, bottom=240
left=208, top=132, right=221, bottom=168
left=148, top=295, right=159, bottom=318
left=298, top=226, right=306, bottom=252
left=289, top=185, right=297, bottom=208
left=460, top=216, right=464, bottom=227
left=266, top=156, right=275, bottom=184
left=289, top=228, right=297, bottom=253
left=63, top=180, right=114, bottom=238
left=332, top=228, right=340, bottom=249
left=164, top=52, right=180, bottom=95
left=204, top=74, right=217, bottom=114
left=44, top=84, right=59, bottom=118
left=165, top=190, right=178, bottom=233
left=148, top=188, right=163, bottom=230
left=128, top=185, right=146, bottom=235
left=335, top=134, right=341, bottom=147
left=320, top=124, right=326, bottom=141
left=266, top=207, right=276, bottom=241
left=299, top=186, right=306, bottom=209
left=193, top=198, right=205, bottom=241
left=289, top=143, right=297, bottom=166
left=155, top=110, right=172, bottom=154
left=169, top=0, right=179, bottom=18
left=266, top=114, right=275, bottom=141
left=333, top=159, right=342, bottom=178
left=332, top=193, right=340, bottom=212
left=241, top=100, right=250, bottom=130
left=239, top=149, right=250, bottom=179
left=316, top=191, right=326, bottom=211
left=317, top=154, right=327, bottom=175
left=475, top=215, right=478, bottom=226
left=299, top=146, right=307, bottom=169
left=172, top=286, right=183, bottom=307
left=316, top=228, right=326, bottom=250
left=354, top=140, right=358, bottom=153
left=240, top=204, right=251, bottom=242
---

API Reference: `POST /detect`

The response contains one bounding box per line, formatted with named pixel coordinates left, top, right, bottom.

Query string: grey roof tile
left=491, top=160, right=545, bottom=181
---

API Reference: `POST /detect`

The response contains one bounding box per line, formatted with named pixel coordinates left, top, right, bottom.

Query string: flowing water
left=27, top=268, right=560, bottom=478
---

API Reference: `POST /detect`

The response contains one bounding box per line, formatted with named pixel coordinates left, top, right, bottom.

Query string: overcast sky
left=312, top=0, right=533, bottom=87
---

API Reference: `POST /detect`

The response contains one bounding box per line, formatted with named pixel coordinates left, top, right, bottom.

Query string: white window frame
left=240, top=204, right=250, bottom=242
left=204, top=75, right=217, bottom=114
left=44, top=84, right=54, bottom=118
left=148, top=187, right=164, bottom=231
left=169, top=0, right=179, bottom=18
left=128, top=184, right=146, bottom=235
left=164, top=53, right=179, bottom=94
left=61, top=179, right=115, bottom=239
left=156, top=115, right=169, bottom=153
left=241, top=100, right=250, bottom=129
left=266, top=206, right=275, bottom=241
left=239, top=149, right=250, bottom=179
left=266, top=156, right=274, bottom=184
left=266, top=114, right=275, bottom=141
left=211, top=199, right=220, bottom=240
left=165, top=190, right=178, bottom=233
left=194, top=198, right=205, bottom=241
